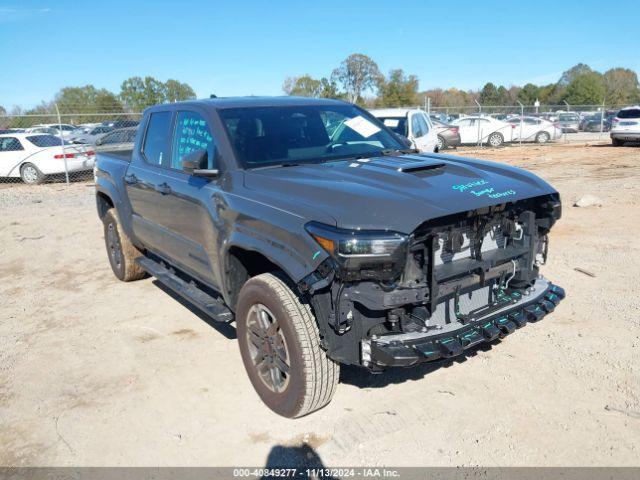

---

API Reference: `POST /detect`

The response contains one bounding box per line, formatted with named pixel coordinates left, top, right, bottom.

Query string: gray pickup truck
left=95, top=96, right=564, bottom=418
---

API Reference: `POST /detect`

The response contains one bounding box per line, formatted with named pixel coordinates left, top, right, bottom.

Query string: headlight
left=305, top=222, right=408, bottom=281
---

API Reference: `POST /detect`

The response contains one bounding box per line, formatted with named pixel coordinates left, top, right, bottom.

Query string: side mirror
left=182, top=149, right=219, bottom=177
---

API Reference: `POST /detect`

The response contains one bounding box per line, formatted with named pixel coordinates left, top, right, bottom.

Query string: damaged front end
left=298, top=193, right=565, bottom=369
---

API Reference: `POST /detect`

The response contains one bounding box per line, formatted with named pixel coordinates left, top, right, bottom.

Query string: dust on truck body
left=94, top=96, right=565, bottom=418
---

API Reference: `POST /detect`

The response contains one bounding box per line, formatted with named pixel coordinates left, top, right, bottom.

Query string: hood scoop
left=365, top=155, right=446, bottom=173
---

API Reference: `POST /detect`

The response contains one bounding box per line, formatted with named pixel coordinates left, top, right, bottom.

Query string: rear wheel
left=236, top=273, right=339, bottom=418
left=612, top=138, right=624, bottom=147
left=488, top=132, right=504, bottom=147
left=437, top=135, right=446, bottom=150
left=20, top=163, right=45, bottom=184
left=535, top=131, right=551, bottom=144
left=102, top=208, right=146, bottom=281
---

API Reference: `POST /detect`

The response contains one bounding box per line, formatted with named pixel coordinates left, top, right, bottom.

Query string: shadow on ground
left=339, top=340, right=499, bottom=388
left=262, top=443, right=335, bottom=479
left=152, top=280, right=237, bottom=340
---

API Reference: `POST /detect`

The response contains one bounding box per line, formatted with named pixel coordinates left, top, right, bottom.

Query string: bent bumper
left=364, top=277, right=565, bottom=368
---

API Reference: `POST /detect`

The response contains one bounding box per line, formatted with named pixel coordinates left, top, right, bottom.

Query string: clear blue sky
left=1, top=0, right=639, bottom=109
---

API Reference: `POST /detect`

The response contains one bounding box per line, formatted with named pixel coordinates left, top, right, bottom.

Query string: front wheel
left=488, top=132, right=504, bottom=147
left=236, top=273, right=339, bottom=418
left=612, top=138, right=624, bottom=147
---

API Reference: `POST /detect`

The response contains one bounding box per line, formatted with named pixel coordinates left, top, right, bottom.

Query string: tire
left=535, top=131, right=551, bottom=144
left=20, top=163, right=45, bottom=184
left=612, top=138, right=624, bottom=147
left=102, top=208, right=146, bottom=282
left=236, top=273, right=339, bottom=418
left=437, top=135, right=446, bottom=150
left=488, top=132, right=504, bottom=147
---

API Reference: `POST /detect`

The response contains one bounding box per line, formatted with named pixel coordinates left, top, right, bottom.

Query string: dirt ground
left=1, top=142, right=639, bottom=467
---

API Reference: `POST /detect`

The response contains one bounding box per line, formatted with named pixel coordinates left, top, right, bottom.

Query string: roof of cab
left=145, top=96, right=349, bottom=112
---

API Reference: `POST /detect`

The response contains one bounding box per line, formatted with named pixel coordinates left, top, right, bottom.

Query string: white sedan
left=450, top=116, right=515, bottom=147
left=0, top=133, right=95, bottom=184
left=507, top=116, right=563, bottom=143
left=369, top=108, right=439, bottom=152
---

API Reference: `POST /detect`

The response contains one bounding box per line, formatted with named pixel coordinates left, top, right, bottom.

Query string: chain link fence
left=0, top=103, right=142, bottom=186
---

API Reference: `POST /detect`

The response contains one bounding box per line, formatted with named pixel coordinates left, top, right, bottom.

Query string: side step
left=136, top=256, right=233, bottom=322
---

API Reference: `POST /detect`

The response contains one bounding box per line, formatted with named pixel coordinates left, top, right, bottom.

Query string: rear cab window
left=142, top=111, right=173, bottom=167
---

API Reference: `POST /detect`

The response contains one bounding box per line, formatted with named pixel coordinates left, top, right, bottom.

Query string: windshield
left=375, top=116, right=408, bottom=136
left=219, top=104, right=405, bottom=168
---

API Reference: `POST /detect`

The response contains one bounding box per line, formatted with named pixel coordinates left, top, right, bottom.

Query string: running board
left=136, top=256, right=233, bottom=322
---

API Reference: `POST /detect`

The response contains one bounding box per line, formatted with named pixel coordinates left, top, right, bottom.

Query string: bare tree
left=331, top=53, right=381, bottom=104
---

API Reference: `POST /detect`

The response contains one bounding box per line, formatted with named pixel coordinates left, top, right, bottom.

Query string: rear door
left=124, top=110, right=174, bottom=250
left=150, top=109, right=222, bottom=288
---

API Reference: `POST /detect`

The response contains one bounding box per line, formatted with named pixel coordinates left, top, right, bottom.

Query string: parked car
left=431, top=118, right=461, bottom=149
left=26, top=123, right=78, bottom=139
left=94, top=126, right=138, bottom=150
left=611, top=105, right=640, bottom=146
left=556, top=113, right=580, bottom=133
left=370, top=108, right=438, bottom=152
left=95, top=96, right=564, bottom=418
left=581, top=113, right=613, bottom=132
left=101, top=119, right=139, bottom=129
left=0, top=133, right=94, bottom=184
left=69, top=125, right=113, bottom=144
left=450, top=116, right=514, bottom=147
left=506, top=116, right=562, bottom=143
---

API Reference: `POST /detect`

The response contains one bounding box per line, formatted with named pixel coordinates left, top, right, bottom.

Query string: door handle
left=155, top=182, right=172, bottom=195
left=124, top=173, right=138, bottom=185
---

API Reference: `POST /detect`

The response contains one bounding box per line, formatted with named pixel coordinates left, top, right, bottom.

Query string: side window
left=457, top=119, right=473, bottom=127
left=411, top=114, right=424, bottom=137
left=171, top=111, right=217, bottom=171
left=0, top=137, right=24, bottom=152
left=142, top=111, right=172, bottom=167
left=419, top=114, right=430, bottom=134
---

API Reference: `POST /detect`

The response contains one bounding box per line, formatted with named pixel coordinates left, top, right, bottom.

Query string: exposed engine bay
left=300, top=193, right=564, bottom=368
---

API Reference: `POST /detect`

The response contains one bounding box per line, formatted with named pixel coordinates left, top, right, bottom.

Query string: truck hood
left=243, top=153, right=557, bottom=233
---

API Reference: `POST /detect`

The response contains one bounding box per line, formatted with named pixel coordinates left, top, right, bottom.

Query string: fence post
left=599, top=98, right=605, bottom=140
left=563, top=100, right=570, bottom=143
left=474, top=100, right=482, bottom=146
left=54, top=102, right=70, bottom=184
left=517, top=101, right=524, bottom=146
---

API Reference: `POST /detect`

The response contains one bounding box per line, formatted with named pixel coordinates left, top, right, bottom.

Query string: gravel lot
left=1, top=142, right=639, bottom=467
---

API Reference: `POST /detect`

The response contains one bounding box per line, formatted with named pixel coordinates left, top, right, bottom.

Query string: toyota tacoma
left=94, top=97, right=565, bottom=418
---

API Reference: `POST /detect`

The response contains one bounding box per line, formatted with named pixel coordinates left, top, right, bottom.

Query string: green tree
left=517, top=83, right=540, bottom=104
left=559, top=63, right=593, bottom=86
left=282, top=75, right=322, bottom=97
left=376, top=69, right=419, bottom=107
left=164, top=79, right=196, bottom=103
left=479, top=82, right=500, bottom=105
left=331, top=53, right=381, bottom=104
left=563, top=72, right=605, bottom=105
left=119, top=76, right=167, bottom=110
left=603, top=68, right=640, bottom=105
left=318, top=77, right=342, bottom=99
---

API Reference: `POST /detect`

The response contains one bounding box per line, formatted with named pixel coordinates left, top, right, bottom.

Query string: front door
left=151, top=110, right=223, bottom=289
left=0, top=137, right=26, bottom=177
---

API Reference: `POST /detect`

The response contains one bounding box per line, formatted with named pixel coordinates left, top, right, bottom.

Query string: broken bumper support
left=367, top=278, right=565, bottom=368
